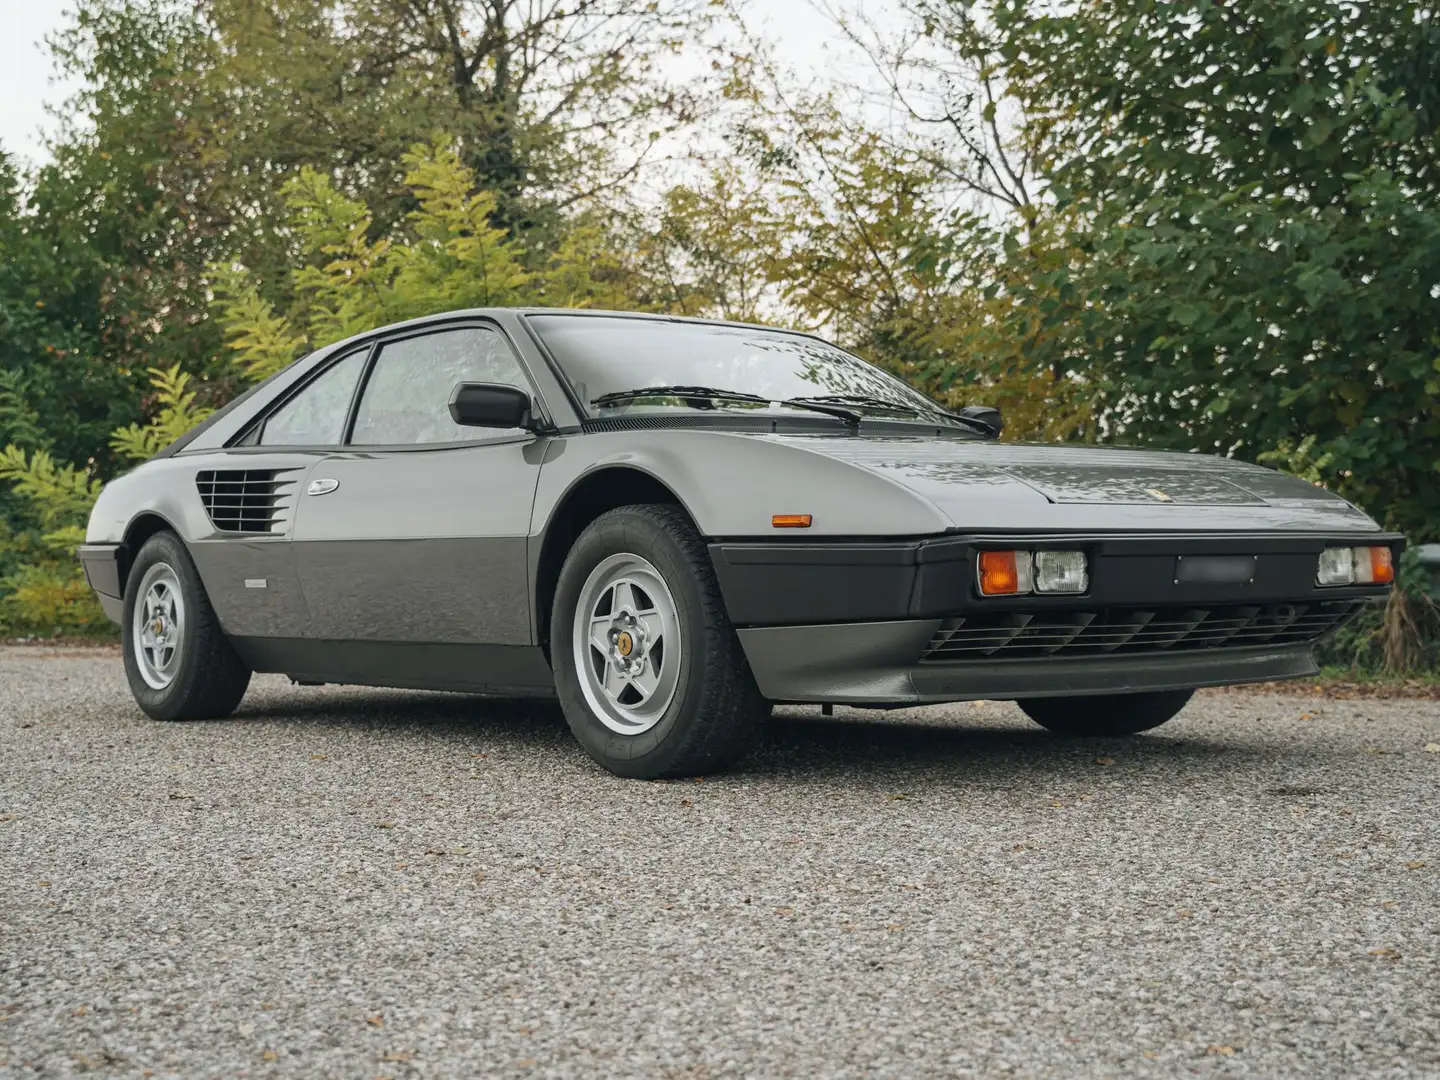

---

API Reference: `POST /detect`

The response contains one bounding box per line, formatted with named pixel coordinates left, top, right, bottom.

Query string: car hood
left=763, top=433, right=1379, bottom=533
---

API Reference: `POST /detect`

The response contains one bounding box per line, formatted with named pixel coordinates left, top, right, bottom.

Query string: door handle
left=306, top=478, right=340, bottom=496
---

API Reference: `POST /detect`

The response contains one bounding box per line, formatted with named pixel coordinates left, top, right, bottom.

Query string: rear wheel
left=551, top=504, right=767, bottom=779
left=122, top=531, right=251, bottom=721
left=1018, top=689, right=1194, bottom=737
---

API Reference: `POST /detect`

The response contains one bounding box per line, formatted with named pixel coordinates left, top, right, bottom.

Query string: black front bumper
left=709, top=531, right=1403, bottom=625
left=716, top=531, right=1399, bottom=705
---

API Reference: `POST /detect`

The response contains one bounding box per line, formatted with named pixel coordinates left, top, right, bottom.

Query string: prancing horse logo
left=1144, top=488, right=1174, bottom=503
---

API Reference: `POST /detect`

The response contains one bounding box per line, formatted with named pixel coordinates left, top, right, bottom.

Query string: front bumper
left=737, top=620, right=1324, bottom=705
left=716, top=529, right=1398, bottom=704
left=77, top=543, right=126, bottom=624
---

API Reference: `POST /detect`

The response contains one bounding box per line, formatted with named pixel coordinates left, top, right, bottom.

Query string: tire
left=1018, top=689, right=1194, bottom=737
left=550, top=504, right=768, bottom=779
left=122, top=530, right=252, bottom=721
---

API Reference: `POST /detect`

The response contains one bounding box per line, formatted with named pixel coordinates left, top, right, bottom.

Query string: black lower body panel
left=735, top=620, right=1328, bottom=705
left=229, top=637, right=557, bottom=695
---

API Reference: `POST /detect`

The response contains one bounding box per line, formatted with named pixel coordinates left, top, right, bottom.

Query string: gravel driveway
left=1, top=646, right=1437, bottom=1078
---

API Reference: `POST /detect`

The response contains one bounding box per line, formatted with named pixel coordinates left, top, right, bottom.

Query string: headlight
left=1034, top=550, right=1089, bottom=594
left=1316, top=547, right=1354, bottom=586
left=1317, top=546, right=1395, bottom=587
left=978, top=550, right=1087, bottom=596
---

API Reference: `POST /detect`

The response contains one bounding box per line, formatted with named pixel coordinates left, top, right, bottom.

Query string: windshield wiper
left=790, top=394, right=993, bottom=436
left=591, top=385, right=768, bottom=408
left=591, top=385, right=861, bottom=425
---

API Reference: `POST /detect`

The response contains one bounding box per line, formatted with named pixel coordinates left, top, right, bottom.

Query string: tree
left=990, top=0, right=1440, bottom=538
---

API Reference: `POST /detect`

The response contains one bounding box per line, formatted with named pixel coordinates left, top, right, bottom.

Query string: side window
left=350, top=326, right=530, bottom=446
left=260, top=351, right=367, bottom=446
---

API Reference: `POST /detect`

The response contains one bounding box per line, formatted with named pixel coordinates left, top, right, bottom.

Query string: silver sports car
left=79, top=309, right=1401, bottom=778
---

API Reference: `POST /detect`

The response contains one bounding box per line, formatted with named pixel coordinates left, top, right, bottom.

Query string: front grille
left=196, top=469, right=300, bottom=533
left=921, top=601, right=1364, bottom=662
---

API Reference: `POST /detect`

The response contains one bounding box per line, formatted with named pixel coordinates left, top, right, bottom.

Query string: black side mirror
left=958, top=405, right=1003, bottom=438
left=449, top=383, right=534, bottom=430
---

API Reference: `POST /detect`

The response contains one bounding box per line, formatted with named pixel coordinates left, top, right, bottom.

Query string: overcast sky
left=0, top=0, right=895, bottom=169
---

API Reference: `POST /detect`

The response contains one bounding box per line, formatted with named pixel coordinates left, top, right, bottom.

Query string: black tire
left=121, top=531, right=252, bottom=721
left=550, top=504, right=768, bottom=779
left=1018, top=689, right=1194, bottom=737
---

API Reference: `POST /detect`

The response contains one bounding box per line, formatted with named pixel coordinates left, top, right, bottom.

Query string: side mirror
left=958, top=405, right=1003, bottom=438
left=449, top=382, right=534, bottom=430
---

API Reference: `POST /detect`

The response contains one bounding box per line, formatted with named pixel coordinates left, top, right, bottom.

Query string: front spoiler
left=736, top=620, right=1319, bottom=705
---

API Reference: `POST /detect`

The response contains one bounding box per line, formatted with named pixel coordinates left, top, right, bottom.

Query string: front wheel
left=1018, top=689, right=1194, bottom=737
left=122, top=531, right=252, bottom=721
left=550, top=505, right=768, bottom=779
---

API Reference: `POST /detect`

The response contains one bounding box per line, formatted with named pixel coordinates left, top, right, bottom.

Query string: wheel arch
left=531, top=465, right=700, bottom=653
left=118, top=511, right=181, bottom=596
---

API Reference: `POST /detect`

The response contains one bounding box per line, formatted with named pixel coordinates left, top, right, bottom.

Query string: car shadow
left=225, top=687, right=1266, bottom=784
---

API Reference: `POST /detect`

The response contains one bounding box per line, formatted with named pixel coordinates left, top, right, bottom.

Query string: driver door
left=291, top=324, right=546, bottom=681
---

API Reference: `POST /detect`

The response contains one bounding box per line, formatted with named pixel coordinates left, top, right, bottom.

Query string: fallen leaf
left=379, top=1051, right=414, bottom=1063
left=1207, top=1044, right=1237, bottom=1056
left=37, top=881, right=50, bottom=887
left=470, top=753, right=489, bottom=759
left=0, top=815, right=16, bottom=823
left=1424, top=743, right=1440, bottom=753
left=1368, top=947, right=1402, bottom=959
left=261, top=1050, right=278, bottom=1062
left=1177, top=910, right=1193, bottom=919
left=1297, top=712, right=1314, bottom=722
left=679, top=798, right=692, bottom=808
left=1095, top=756, right=1115, bottom=766
left=886, top=792, right=911, bottom=801
left=168, top=792, right=195, bottom=800
left=886, top=922, right=905, bottom=932
left=1406, top=861, right=1426, bottom=870
left=472, top=870, right=486, bottom=883
left=376, top=821, right=396, bottom=829
left=517, top=1061, right=537, bottom=1069
left=423, top=848, right=446, bottom=856
left=366, top=1014, right=384, bottom=1027
left=774, top=906, right=795, bottom=917
left=311, top=754, right=327, bottom=761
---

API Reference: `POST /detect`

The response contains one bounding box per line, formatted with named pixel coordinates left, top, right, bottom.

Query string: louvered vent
left=921, top=601, right=1365, bottom=662
left=196, top=469, right=301, bottom=534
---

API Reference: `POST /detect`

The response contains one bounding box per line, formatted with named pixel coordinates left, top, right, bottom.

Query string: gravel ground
left=2, top=647, right=1438, bottom=1079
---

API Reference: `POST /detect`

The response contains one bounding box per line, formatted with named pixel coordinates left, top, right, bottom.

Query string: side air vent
left=196, top=469, right=301, bottom=534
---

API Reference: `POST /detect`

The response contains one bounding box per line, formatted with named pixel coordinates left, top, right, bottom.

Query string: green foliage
left=990, top=0, right=1440, bottom=539
left=0, top=366, right=205, bottom=636
left=215, top=141, right=537, bottom=359
left=108, top=366, right=215, bottom=463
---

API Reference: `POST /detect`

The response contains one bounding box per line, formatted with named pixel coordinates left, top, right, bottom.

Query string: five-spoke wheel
left=574, top=553, right=682, bottom=734
left=552, top=504, right=768, bottom=779
left=132, top=562, right=187, bottom=689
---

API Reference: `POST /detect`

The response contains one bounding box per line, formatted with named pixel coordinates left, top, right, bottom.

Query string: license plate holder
left=1175, top=554, right=1257, bottom=585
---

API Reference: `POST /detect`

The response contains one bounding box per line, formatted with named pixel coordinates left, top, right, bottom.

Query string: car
left=79, top=308, right=1402, bottom=778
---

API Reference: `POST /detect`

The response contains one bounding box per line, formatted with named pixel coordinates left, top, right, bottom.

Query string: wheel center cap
left=616, top=630, right=634, bottom=657
left=152, top=617, right=166, bottom=637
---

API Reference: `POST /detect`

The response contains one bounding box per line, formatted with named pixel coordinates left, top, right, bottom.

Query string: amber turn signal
left=979, top=550, right=1030, bottom=595
left=1358, top=545, right=1395, bottom=585
left=771, top=514, right=812, bottom=528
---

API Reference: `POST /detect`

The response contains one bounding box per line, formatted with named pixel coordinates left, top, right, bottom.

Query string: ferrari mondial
left=80, top=309, right=1401, bottom=778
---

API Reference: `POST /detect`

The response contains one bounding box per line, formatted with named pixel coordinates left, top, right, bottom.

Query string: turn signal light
left=1356, top=545, right=1394, bottom=585
left=771, top=514, right=812, bottom=528
left=978, top=550, right=1032, bottom=595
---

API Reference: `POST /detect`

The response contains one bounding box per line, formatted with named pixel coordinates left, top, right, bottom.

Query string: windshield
left=527, top=314, right=965, bottom=426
